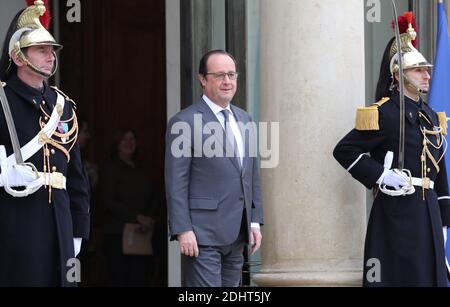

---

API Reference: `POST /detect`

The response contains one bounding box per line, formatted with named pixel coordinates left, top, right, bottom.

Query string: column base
left=253, top=270, right=362, bottom=287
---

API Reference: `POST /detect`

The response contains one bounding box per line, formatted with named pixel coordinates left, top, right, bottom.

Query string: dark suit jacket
left=165, top=97, right=263, bottom=246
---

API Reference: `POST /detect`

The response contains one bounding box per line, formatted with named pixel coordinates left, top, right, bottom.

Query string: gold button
left=52, top=166, right=57, bottom=172
left=50, top=149, right=55, bottom=155
left=427, top=168, right=431, bottom=173
left=44, top=116, right=48, bottom=121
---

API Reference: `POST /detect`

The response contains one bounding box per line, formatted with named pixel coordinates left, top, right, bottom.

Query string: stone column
left=253, top=0, right=366, bottom=286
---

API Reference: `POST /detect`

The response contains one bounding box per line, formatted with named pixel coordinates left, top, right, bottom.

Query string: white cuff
left=251, top=223, right=260, bottom=229
left=74, top=238, right=82, bottom=257
left=444, top=227, right=450, bottom=275
left=444, top=226, right=447, bottom=245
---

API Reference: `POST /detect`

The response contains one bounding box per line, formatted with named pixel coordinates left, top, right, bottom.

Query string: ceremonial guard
left=334, top=11, right=450, bottom=286
left=0, top=0, right=89, bottom=286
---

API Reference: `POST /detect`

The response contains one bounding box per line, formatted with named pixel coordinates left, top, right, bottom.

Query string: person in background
left=100, top=128, right=157, bottom=286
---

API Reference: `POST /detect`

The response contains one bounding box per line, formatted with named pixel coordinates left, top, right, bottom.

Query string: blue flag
left=429, top=2, right=450, bottom=285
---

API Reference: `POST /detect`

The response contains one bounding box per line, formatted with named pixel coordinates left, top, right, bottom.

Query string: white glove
left=74, top=238, right=82, bottom=257
left=0, top=146, right=43, bottom=197
left=0, top=164, right=39, bottom=187
left=0, top=145, right=39, bottom=187
left=380, top=169, right=409, bottom=190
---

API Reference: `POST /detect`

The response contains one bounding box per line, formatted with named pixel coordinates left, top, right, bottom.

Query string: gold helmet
left=389, top=12, right=432, bottom=76
left=8, top=0, right=62, bottom=78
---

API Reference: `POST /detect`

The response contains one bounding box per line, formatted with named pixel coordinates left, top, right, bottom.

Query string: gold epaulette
left=50, top=86, right=77, bottom=110
left=355, top=97, right=390, bottom=131
left=437, top=111, right=448, bottom=136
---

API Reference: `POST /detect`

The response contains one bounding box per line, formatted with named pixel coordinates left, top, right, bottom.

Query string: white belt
left=38, top=172, right=66, bottom=190
left=411, top=177, right=434, bottom=190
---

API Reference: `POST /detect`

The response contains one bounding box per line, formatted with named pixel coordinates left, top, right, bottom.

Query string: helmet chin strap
left=13, top=47, right=58, bottom=79
left=403, top=73, right=428, bottom=95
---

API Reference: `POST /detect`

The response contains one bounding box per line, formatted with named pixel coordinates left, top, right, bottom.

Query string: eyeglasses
left=205, top=72, right=239, bottom=81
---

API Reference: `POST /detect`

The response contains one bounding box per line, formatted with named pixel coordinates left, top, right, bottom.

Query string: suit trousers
left=182, top=215, right=247, bottom=287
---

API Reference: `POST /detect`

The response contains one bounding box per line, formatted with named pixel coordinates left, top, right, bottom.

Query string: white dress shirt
left=203, top=95, right=243, bottom=166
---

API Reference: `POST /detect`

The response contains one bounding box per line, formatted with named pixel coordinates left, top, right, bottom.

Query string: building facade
left=0, top=0, right=447, bottom=286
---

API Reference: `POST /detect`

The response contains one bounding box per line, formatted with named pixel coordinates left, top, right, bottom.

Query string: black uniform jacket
left=0, top=74, right=90, bottom=286
left=334, top=92, right=450, bottom=287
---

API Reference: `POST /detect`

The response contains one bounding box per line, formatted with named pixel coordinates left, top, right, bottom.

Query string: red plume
left=25, top=0, right=51, bottom=29
left=391, top=11, right=417, bottom=48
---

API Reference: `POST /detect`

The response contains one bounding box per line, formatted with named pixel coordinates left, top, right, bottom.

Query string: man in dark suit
left=165, top=50, right=264, bottom=287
